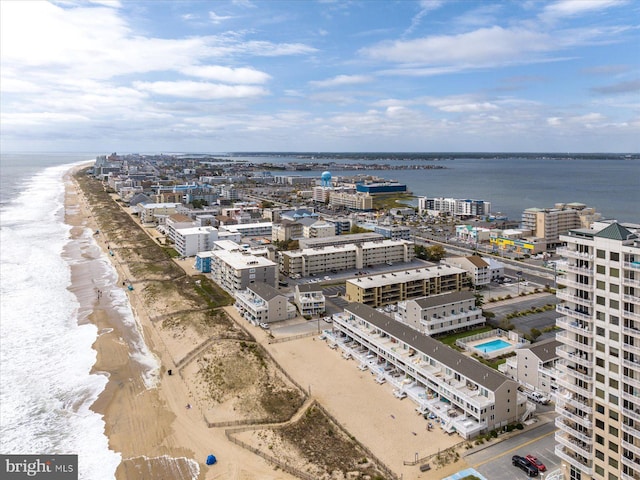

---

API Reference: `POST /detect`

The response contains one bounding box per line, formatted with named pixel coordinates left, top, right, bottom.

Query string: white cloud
left=183, top=65, right=271, bottom=84
left=134, top=81, right=268, bottom=99
left=404, top=0, right=445, bottom=37
left=309, top=75, right=372, bottom=88
left=363, top=26, right=551, bottom=65
left=209, top=11, right=234, bottom=24
left=541, top=0, right=628, bottom=21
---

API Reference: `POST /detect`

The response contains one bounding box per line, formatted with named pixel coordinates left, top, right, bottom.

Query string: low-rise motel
left=330, top=303, right=526, bottom=439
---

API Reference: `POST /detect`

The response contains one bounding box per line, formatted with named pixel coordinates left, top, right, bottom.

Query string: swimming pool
left=475, top=338, right=511, bottom=353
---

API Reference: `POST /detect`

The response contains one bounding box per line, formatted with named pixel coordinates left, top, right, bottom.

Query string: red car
left=525, top=455, right=546, bottom=472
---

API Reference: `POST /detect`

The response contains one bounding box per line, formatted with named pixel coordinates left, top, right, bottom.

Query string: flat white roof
left=212, top=250, right=276, bottom=269
left=359, top=239, right=413, bottom=249
left=176, top=226, right=217, bottom=236
left=285, top=244, right=358, bottom=258
left=141, top=202, right=181, bottom=209
left=222, top=222, right=273, bottom=232
left=213, top=239, right=241, bottom=251
left=347, top=265, right=465, bottom=288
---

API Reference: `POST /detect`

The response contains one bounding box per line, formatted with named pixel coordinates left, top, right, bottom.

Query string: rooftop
left=212, top=250, right=276, bottom=269
left=347, top=265, right=465, bottom=289
left=248, top=282, right=284, bottom=301
left=412, top=291, right=475, bottom=309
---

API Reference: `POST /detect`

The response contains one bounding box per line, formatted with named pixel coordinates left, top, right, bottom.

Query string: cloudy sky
left=1, top=0, right=639, bottom=153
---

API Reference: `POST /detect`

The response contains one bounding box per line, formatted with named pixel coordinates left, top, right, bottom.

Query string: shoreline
left=65, top=166, right=297, bottom=479
left=65, top=163, right=478, bottom=480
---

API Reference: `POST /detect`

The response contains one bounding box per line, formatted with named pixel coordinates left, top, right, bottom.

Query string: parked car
left=525, top=455, right=547, bottom=472
left=259, top=322, right=270, bottom=330
left=526, top=391, right=550, bottom=405
left=512, top=455, right=538, bottom=477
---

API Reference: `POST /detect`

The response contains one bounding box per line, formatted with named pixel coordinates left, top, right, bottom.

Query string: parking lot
left=464, top=417, right=560, bottom=480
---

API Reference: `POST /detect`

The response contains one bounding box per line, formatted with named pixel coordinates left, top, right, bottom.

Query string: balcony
left=554, top=445, right=592, bottom=475
left=556, top=331, right=592, bottom=351
left=557, top=247, right=594, bottom=260
left=564, top=264, right=594, bottom=276
left=621, top=456, right=640, bottom=479
left=557, top=362, right=592, bottom=384
left=556, top=290, right=592, bottom=307
left=625, top=293, right=640, bottom=303
left=625, top=310, right=640, bottom=322
left=556, top=305, right=593, bottom=322
left=625, top=375, right=640, bottom=390
left=559, top=277, right=594, bottom=291
left=625, top=342, right=640, bottom=356
left=624, top=409, right=640, bottom=423
left=556, top=376, right=592, bottom=396
left=556, top=408, right=593, bottom=430
left=622, top=437, right=640, bottom=457
left=557, top=346, right=592, bottom=368
left=556, top=432, right=593, bottom=460
left=624, top=277, right=640, bottom=288
left=556, top=391, right=593, bottom=413
left=622, top=422, right=640, bottom=438
left=556, top=316, right=593, bottom=336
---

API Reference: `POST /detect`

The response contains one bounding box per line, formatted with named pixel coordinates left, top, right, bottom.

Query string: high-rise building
left=521, top=203, right=601, bottom=249
left=554, top=221, right=640, bottom=480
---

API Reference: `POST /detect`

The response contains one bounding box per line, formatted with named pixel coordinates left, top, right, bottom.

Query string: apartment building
left=396, top=291, right=485, bottom=336
left=442, top=255, right=500, bottom=286
left=293, top=284, right=326, bottom=316
left=174, top=226, right=219, bottom=257
left=298, top=233, right=384, bottom=249
left=554, top=221, right=640, bottom=480
left=272, top=220, right=304, bottom=242
left=332, top=303, right=524, bottom=439
left=345, top=265, right=465, bottom=308
left=221, top=221, right=272, bottom=237
left=234, top=282, right=296, bottom=325
left=279, top=239, right=414, bottom=277
left=210, top=250, right=278, bottom=294
left=500, top=338, right=561, bottom=395
left=418, top=197, right=491, bottom=217
left=521, top=203, right=602, bottom=249
left=137, top=202, right=181, bottom=225
left=374, top=225, right=412, bottom=240
left=329, top=191, right=373, bottom=211
left=303, top=220, right=335, bottom=239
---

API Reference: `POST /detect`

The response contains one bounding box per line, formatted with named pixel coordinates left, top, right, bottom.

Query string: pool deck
left=467, top=336, right=517, bottom=359
left=443, top=467, right=488, bottom=480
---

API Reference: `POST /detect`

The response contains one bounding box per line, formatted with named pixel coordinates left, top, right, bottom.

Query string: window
left=595, top=449, right=605, bottom=460
left=611, top=252, right=620, bottom=261
left=597, top=249, right=606, bottom=259
left=609, top=425, right=619, bottom=436
left=597, top=296, right=606, bottom=306
left=609, top=394, right=619, bottom=405
left=597, top=280, right=606, bottom=290
left=610, top=283, right=619, bottom=294
left=596, top=419, right=605, bottom=430
left=610, top=299, right=619, bottom=309
left=609, top=410, right=619, bottom=421
left=608, top=457, right=618, bottom=468
left=596, top=433, right=604, bottom=445
left=596, top=357, right=605, bottom=367
left=596, top=404, right=605, bottom=414
left=610, top=267, right=619, bottom=278
left=610, top=331, right=619, bottom=342
left=597, top=265, right=606, bottom=274
left=609, top=441, right=619, bottom=453
left=596, top=388, right=605, bottom=399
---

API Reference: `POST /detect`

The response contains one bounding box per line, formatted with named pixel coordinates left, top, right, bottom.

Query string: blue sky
left=1, top=0, right=638, bottom=153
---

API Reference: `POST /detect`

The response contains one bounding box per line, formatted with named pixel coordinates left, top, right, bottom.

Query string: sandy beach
left=66, top=165, right=471, bottom=480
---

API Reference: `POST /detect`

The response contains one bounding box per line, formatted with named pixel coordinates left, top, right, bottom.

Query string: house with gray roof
left=330, top=303, right=525, bottom=438
left=234, top=282, right=296, bottom=325
left=499, top=338, right=561, bottom=395
left=294, top=283, right=326, bottom=316
left=397, top=291, right=485, bottom=336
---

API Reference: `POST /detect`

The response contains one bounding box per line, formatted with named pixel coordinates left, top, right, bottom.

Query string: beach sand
left=66, top=165, right=470, bottom=480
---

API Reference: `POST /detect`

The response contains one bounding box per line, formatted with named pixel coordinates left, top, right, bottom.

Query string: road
left=465, top=418, right=560, bottom=480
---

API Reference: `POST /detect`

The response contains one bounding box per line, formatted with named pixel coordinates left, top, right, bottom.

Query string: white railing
left=554, top=445, right=592, bottom=475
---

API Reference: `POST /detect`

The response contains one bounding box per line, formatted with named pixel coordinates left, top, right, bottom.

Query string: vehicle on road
left=259, top=322, right=270, bottom=329
left=323, top=316, right=333, bottom=323
left=526, top=391, right=550, bottom=404
left=512, top=455, right=538, bottom=477
left=525, top=455, right=546, bottom=472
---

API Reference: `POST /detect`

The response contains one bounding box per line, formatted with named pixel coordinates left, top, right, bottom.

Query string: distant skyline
left=1, top=0, right=639, bottom=153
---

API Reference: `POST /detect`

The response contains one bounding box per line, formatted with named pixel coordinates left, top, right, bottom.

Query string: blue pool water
left=475, top=339, right=511, bottom=353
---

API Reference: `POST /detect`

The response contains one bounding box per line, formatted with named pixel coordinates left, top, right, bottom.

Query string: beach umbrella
left=206, top=454, right=217, bottom=465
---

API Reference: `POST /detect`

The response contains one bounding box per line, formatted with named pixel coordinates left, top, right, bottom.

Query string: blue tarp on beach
left=442, top=468, right=488, bottom=480
left=206, top=454, right=216, bottom=465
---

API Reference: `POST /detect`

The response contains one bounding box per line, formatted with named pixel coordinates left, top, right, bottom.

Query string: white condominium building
left=333, top=303, right=523, bottom=439
left=234, top=282, right=296, bottom=325
left=418, top=197, right=491, bottom=217
left=554, top=221, right=640, bottom=480
left=174, top=226, right=218, bottom=257
left=210, top=250, right=278, bottom=294
left=279, top=239, right=414, bottom=277
left=221, top=221, right=272, bottom=237
left=396, top=291, right=485, bottom=336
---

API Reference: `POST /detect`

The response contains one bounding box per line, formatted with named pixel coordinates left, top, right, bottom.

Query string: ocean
left=0, top=152, right=637, bottom=479
left=0, top=154, right=159, bottom=479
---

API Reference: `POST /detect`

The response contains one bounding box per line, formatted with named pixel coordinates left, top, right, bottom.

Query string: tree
left=348, top=225, right=373, bottom=234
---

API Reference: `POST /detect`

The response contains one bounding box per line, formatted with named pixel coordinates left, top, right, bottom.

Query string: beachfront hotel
left=209, top=250, right=278, bottom=294
left=279, top=239, right=415, bottom=277
left=345, top=265, right=465, bottom=308
left=330, top=303, right=525, bottom=439
left=553, top=221, right=640, bottom=480
left=418, top=197, right=491, bottom=217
